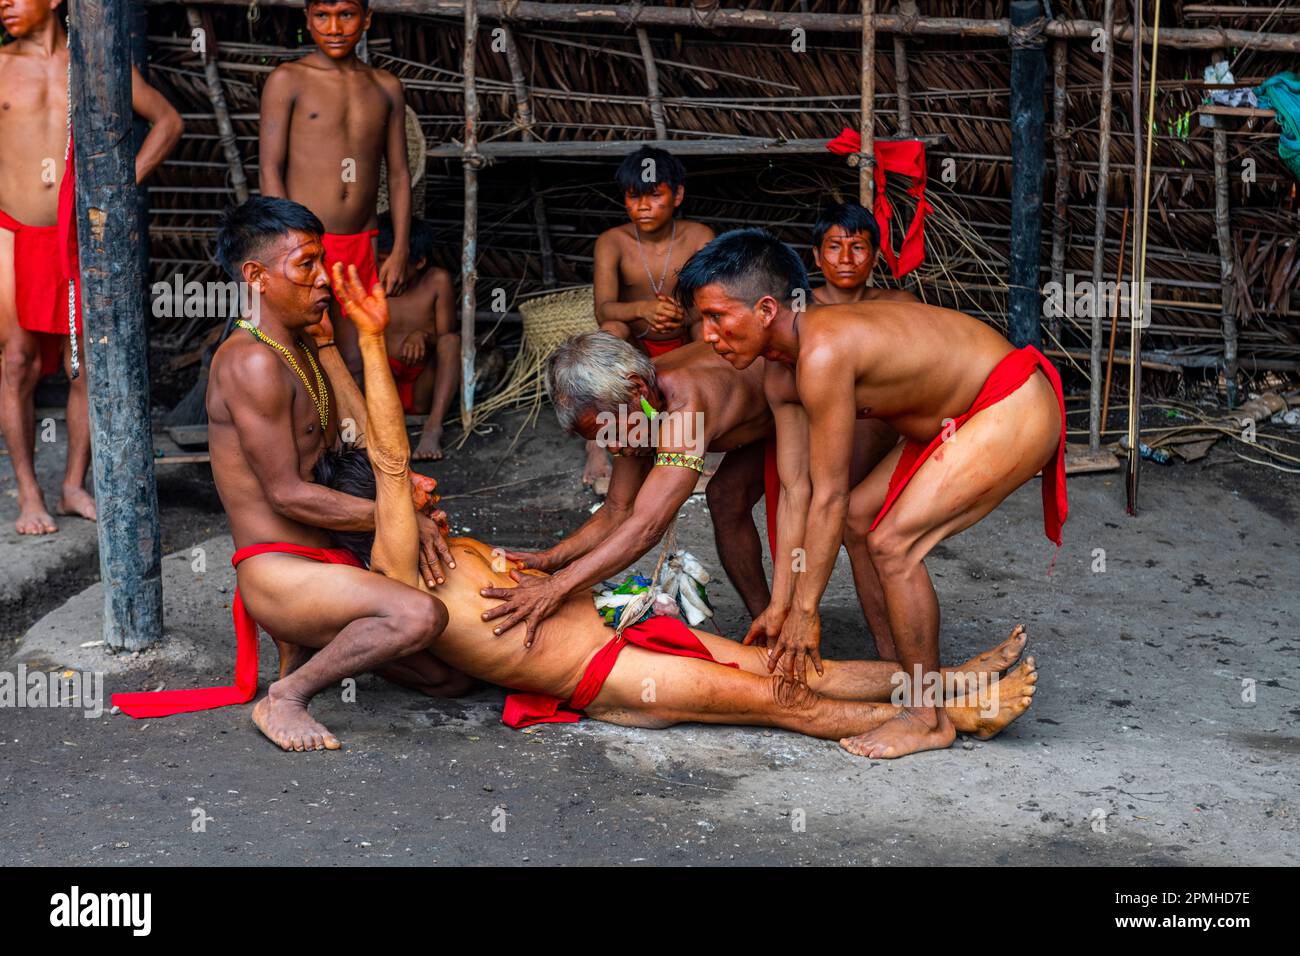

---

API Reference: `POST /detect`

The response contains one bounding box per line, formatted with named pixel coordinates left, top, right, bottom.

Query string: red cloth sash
left=111, top=542, right=363, bottom=718
left=640, top=332, right=690, bottom=359
left=869, top=345, right=1069, bottom=546
left=387, top=355, right=425, bottom=413
left=322, top=229, right=380, bottom=295
left=502, top=615, right=738, bottom=729
left=825, top=130, right=932, bottom=279
left=0, top=208, right=79, bottom=377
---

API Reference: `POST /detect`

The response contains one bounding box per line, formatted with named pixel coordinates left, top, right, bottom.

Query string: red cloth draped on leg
left=111, top=542, right=363, bottom=718
left=869, top=345, right=1069, bottom=546
left=0, top=207, right=81, bottom=376
left=640, top=333, right=689, bottom=359
left=388, top=356, right=425, bottom=414
left=322, top=229, right=381, bottom=294
left=502, top=615, right=739, bottom=729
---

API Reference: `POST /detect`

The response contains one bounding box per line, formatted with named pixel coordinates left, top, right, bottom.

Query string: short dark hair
left=305, top=0, right=370, bottom=10
left=675, top=228, right=811, bottom=310
left=812, top=201, right=880, bottom=251
left=615, top=145, right=687, bottom=197
left=215, top=197, right=324, bottom=281
left=378, top=212, right=436, bottom=267
left=313, top=447, right=376, bottom=567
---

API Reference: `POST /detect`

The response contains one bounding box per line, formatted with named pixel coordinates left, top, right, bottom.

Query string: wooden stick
left=185, top=7, right=248, bottom=202
left=860, top=0, right=876, bottom=206
left=1087, top=0, right=1115, bottom=451
left=460, top=0, right=480, bottom=428
left=159, top=2, right=1300, bottom=53
left=1210, top=49, right=1240, bottom=409
left=893, top=0, right=917, bottom=137
left=636, top=27, right=668, bottom=140
left=1049, top=37, right=1069, bottom=344
left=1101, top=205, right=1131, bottom=429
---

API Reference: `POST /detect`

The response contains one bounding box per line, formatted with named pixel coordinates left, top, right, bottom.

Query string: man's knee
left=389, top=591, right=448, bottom=655
left=0, top=341, right=41, bottom=389
left=866, top=525, right=917, bottom=576
left=845, top=500, right=877, bottom=543
left=768, top=673, right=819, bottom=713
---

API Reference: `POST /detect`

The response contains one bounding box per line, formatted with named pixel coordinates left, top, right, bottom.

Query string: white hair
left=546, top=331, right=657, bottom=432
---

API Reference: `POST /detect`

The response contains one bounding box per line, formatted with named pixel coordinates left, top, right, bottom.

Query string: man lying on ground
left=679, top=228, right=1066, bottom=760
left=296, top=261, right=1038, bottom=756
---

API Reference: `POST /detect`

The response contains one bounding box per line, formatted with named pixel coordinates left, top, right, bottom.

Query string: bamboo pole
left=185, top=6, right=249, bottom=202
left=1049, top=37, right=1069, bottom=344
left=1210, top=50, right=1240, bottom=409
left=859, top=0, right=876, bottom=206
left=636, top=27, right=668, bottom=140
left=1088, top=0, right=1115, bottom=450
left=460, top=0, right=479, bottom=427
left=893, top=0, right=917, bottom=137
left=1101, top=206, right=1131, bottom=429
left=499, top=23, right=558, bottom=287
left=157, top=2, right=1300, bottom=53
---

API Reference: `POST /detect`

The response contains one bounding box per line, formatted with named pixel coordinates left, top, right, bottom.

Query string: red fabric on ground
left=322, top=229, right=380, bottom=295
left=825, top=130, right=933, bottom=279
left=869, top=345, right=1069, bottom=546
left=388, top=355, right=425, bottom=413
left=0, top=207, right=80, bottom=376
left=640, top=333, right=690, bottom=359
left=111, top=542, right=364, bottom=718
left=502, top=615, right=739, bottom=729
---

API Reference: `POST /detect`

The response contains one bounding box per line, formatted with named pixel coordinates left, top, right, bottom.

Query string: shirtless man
left=585, top=146, right=715, bottom=488
left=306, top=260, right=1037, bottom=754
left=375, top=212, right=457, bottom=461
left=811, top=200, right=918, bottom=659
left=0, top=0, right=181, bottom=534
left=678, top=228, right=1067, bottom=759
left=173, top=197, right=467, bottom=751
left=258, top=0, right=411, bottom=378
left=479, top=332, right=773, bottom=643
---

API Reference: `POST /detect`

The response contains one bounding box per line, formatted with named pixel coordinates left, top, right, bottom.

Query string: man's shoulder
left=677, top=219, right=715, bottom=245
left=594, top=224, right=632, bottom=254
left=370, top=65, right=405, bottom=96
left=214, top=333, right=289, bottom=387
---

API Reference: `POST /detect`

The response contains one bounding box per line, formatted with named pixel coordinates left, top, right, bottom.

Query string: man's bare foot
left=16, top=492, right=57, bottom=535
left=413, top=424, right=444, bottom=461
left=251, top=689, right=341, bottom=752
left=949, top=624, right=1027, bottom=677
left=947, top=656, right=1038, bottom=739
left=56, top=485, right=97, bottom=522
left=582, top=440, right=610, bottom=493
left=840, top=705, right=956, bottom=760
left=274, top=638, right=315, bottom=681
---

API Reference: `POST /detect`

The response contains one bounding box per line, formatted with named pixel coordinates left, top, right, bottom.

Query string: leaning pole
left=68, top=0, right=165, bottom=650
left=1008, top=0, right=1047, bottom=348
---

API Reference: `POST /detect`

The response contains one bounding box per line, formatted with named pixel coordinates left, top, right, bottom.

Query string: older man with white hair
left=479, top=331, right=775, bottom=644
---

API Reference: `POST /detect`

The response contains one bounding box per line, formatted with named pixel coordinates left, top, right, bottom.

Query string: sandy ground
left=1, top=408, right=1297, bottom=866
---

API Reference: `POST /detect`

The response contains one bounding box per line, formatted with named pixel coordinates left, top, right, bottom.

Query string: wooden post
left=892, top=1, right=917, bottom=137
left=1008, top=0, right=1046, bottom=348
left=129, top=1, right=152, bottom=298
left=1049, top=38, right=1069, bottom=344
left=460, top=0, right=479, bottom=427
left=499, top=24, right=558, bottom=287
left=186, top=7, right=249, bottom=203
left=68, top=0, right=164, bottom=650
left=636, top=27, right=668, bottom=140
left=859, top=0, right=876, bottom=206
left=1088, top=0, right=1115, bottom=450
left=1210, top=50, right=1239, bottom=409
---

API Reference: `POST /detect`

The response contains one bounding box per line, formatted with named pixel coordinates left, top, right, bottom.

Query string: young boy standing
left=258, top=0, right=412, bottom=376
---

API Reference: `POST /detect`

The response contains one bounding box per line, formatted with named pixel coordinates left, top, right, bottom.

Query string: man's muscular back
left=259, top=56, right=397, bottom=234
left=206, top=334, right=337, bottom=550
left=656, top=341, right=771, bottom=452
left=784, top=302, right=1015, bottom=442
left=0, top=44, right=70, bottom=226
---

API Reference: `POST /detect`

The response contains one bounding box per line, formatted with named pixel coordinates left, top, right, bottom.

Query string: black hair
left=305, top=0, right=370, bottom=10
left=812, top=201, right=880, bottom=251
left=215, top=197, right=324, bottom=282
left=377, top=212, right=436, bottom=267
left=615, top=145, right=687, bottom=197
left=675, top=228, right=811, bottom=310
left=313, top=447, right=376, bottom=567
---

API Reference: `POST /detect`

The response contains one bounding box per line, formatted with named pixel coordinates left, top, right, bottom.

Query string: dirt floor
left=1, top=404, right=1297, bottom=866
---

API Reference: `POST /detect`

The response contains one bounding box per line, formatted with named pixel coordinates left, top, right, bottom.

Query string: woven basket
left=461, top=285, right=598, bottom=437
left=377, top=105, right=428, bottom=217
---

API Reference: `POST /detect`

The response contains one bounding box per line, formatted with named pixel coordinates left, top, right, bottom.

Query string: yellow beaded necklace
left=235, top=319, right=330, bottom=433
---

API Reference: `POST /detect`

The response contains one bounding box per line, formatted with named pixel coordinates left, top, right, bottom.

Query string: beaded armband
left=654, top=452, right=705, bottom=473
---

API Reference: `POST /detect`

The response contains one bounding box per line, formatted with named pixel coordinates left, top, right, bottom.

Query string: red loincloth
left=870, top=345, right=1069, bottom=546
left=763, top=432, right=780, bottom=561
left=111, top=542, right=363, bottom=719
left=640, top=333, right=689, bottom=359
left=322, top=229, right=380, bottom=295
left=502, top=615, right=738, bottom=729
left=387, top=355, right=425, bottom=414
left=0, top=208, right=81, bottom=377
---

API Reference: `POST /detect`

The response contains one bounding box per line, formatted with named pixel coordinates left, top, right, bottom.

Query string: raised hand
left=330, top=262, right=390, bottom=337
